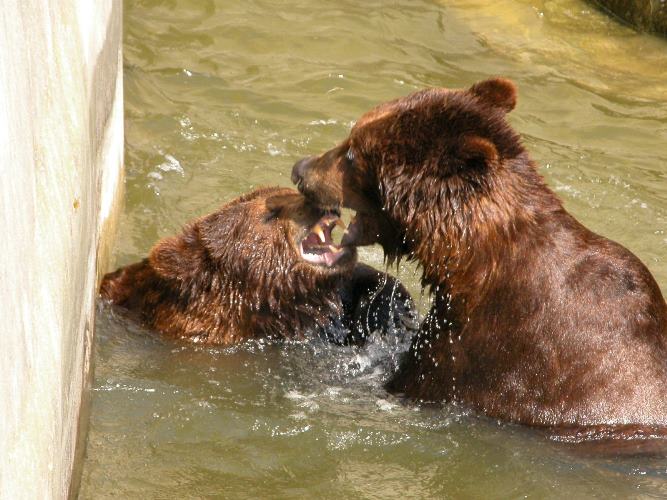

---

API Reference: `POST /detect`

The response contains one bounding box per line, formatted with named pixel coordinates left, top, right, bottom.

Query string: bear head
left=148, top=186, right=355, bottom=316
left=291, top=77, right=528, bottom=262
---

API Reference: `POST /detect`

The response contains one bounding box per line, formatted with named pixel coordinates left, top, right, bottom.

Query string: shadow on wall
left=591, top=0, right=667, bottom=34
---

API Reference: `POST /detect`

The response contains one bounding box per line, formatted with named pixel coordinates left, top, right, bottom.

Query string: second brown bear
left=100, top=186, right=417, bottom=346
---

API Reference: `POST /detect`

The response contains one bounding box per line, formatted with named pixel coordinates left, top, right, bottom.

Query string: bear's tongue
left=300, top=216, right=346, bottom=267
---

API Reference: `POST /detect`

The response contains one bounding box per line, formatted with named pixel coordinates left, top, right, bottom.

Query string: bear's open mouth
left=300, top=215, right=348, bottom=267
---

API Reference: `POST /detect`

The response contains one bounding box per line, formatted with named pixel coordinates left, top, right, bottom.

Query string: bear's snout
left=291, top=156, right=316, bottom=188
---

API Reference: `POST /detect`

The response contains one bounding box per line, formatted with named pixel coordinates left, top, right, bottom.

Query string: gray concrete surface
left=0, top=1, right=123, bottom=498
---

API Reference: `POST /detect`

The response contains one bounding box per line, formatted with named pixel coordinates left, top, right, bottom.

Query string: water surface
left=80, top=0, right=667, bottom=497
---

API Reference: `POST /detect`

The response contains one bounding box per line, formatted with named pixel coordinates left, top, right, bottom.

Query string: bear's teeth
left=328, top=245, right=343, bottom=254
left=313, top=224, right=327, bottom=243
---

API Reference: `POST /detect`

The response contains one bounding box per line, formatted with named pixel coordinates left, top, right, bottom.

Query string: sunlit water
left=80, top=0, right=667, bottom=497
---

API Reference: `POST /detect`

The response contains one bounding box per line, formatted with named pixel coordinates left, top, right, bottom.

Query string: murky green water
left=80, top=0, right=667, bottom=497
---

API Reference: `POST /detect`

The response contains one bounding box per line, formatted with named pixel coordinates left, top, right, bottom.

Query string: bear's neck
left=216, top=271, right=344, bottom=340
left=396, top=155, right=563, bottom=313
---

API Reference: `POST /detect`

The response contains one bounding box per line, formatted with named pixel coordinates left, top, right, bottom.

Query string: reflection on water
left=80, top=0, right=667, bottom=497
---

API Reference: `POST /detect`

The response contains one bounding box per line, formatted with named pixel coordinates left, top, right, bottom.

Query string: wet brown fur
left=100, top=187, right=415, bottom=345
left=292, top=78, right=667, bottom=437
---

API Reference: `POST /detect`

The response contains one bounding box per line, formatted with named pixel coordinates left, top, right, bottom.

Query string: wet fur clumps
left=292, top=78, right=667, bottom=436
left=100, top=187, right=417, bottom=346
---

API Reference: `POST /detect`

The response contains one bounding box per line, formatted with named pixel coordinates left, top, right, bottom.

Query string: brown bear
left=100, top=186, right=416, bottom=346
left=291, top=78, right=667, bottom=439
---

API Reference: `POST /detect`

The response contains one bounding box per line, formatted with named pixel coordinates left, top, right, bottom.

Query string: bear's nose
left=291, top=156, right=315, bottom=187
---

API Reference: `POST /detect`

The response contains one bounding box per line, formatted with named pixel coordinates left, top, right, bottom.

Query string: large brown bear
left=291, top=78, right=667, bottom=438
left=101, top=187, right=416, bottom=345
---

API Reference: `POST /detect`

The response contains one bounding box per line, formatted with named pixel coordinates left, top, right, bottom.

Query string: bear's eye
left=345, top=147, right=355, bottom=164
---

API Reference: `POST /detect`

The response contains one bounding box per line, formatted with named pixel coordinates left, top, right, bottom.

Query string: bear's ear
left=148, top=228, right=204, bottom=281
left=469, top=77, right=517, bottom=113
left=457, top=135, right=499, bottom=168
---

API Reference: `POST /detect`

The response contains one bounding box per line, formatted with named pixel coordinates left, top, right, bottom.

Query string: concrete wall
left=0, top=1, right=123, bottom=498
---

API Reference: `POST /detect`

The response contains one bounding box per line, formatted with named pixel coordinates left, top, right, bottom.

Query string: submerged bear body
left=101, top=187, right=416, bottom=346
left=292, top=78, right=667, bottom=434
